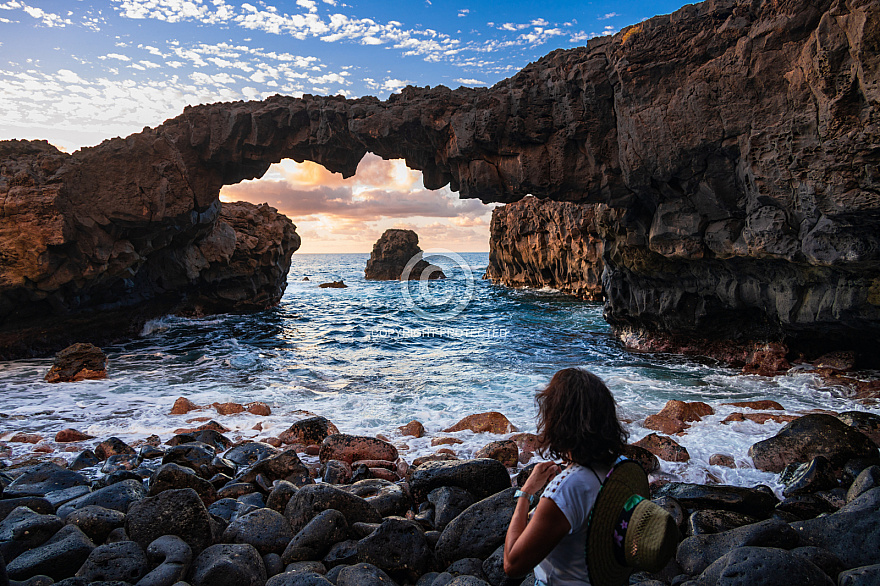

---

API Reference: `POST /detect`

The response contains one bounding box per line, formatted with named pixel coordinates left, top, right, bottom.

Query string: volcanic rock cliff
left=2, top=0, right=878, bottom=361
left=485, top=197, right=604, bottom=301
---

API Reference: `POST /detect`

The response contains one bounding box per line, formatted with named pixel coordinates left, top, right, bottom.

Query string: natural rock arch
left=1, top=0, right=878, bottom=361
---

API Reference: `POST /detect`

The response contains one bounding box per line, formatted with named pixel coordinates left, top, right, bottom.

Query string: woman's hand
left=521, top=461, right=561, bottom=496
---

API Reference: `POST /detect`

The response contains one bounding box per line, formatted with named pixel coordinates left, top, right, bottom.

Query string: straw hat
left=586, top=459, right=680, bottom=586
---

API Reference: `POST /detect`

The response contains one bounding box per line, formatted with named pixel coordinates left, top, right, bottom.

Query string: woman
left=503, top=367, right=629, bottom=585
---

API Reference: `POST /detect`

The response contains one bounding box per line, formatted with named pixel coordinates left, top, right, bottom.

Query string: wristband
left=514, top=489, right=538, bottom=507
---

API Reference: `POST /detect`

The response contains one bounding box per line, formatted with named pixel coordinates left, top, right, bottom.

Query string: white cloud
left=458, top=9, right=468, bottom=17
left=381, top=78, right=409, bottom=92
left=599, top=12, right=618, bottom=20
left=453, top=78, right=484, bottom=85
left=101, top=53, right=131, bottom=61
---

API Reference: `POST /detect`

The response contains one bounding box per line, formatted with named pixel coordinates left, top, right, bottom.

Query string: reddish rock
left=305, top=445, right=321, bottom=456
left=252, top=423, right=263, bottom=431
left=364, top=229, right=446, bottom=281
left=435, top=448, right=457, bottom=456
left=318, top=281, right=347, bottom=288
left=44, top=343, right=107, bottom=383
left=32, top=444, right=53, bottom=454
left=509, top=432, right=541, bottom=463
left=748, top=414, right=879, bottom=472
left=278, top=416, right=339, bottom=446
left=723, top=400, right=784, bottom=411
left=431, top=437, right=463, bottom=447
left=644, top=414, right=688, bottom=435
left=475, top=440, right=519, bottom=468
left=443, top=412, right=518, bottom=434
left=657, top=400, right=714, bottom=422
left=399, top=420, right=426, bottom=438
left=54, top=428, right=95, bottom=443
left=709, top=454, right=736, bottom=468
left=173, top=420, right=231, bottom=434
left=814, top=351, right=856, bottom=371
left=319, top=433, right=398, bottom=464
left=95, top=437, right=136, bottom=460
left=369, top=468, right=399, bottom=482
left=633, top=433, right=690, bottom=463
left=246, top=402, right=271, bottom=416
left=352, top=459, right=397, bottom=471
left=213, top=402, right=245, bottom=415
left=722, top=412, right=798, bottom=425
left=620, top=444, right=660, bottom=474
left=9, top=433, right=42, bottom=444
left=170, top=397, right=201, bottom=415
left=261, top=437, right=282, bottom=448
left=741, top=343, right=791, bottom=376
left=412, top=452, right=459, bottom=467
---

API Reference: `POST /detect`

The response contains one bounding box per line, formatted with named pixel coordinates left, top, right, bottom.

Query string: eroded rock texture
left=2, top=0, right=879, bottom=359
left=0, top=140, right=299, bottom=357
left=364, top=229, right=445, bottom=281
left=485, top=197, right=604, bottom=300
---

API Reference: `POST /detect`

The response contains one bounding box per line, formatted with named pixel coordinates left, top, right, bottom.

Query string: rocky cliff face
left=2, top=0, right=878, bottom=361
left=485, top=197, right=604, bottom=301
left=0, top=140, right=298, bottom=358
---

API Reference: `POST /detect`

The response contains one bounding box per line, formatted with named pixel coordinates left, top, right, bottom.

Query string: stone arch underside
left=1, top=0, right=879, bottom=361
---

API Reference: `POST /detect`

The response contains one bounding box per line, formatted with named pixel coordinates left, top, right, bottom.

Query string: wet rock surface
left=748, top=415, right=879, bottom=473
left=364, top=229, right=445, bottom=281
left=44, top=343, right=107, bottom=383
left=485, top=197, right=604, bottom=301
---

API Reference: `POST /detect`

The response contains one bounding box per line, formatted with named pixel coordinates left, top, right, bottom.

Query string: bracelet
left=514, top=489, right=538, bottom=507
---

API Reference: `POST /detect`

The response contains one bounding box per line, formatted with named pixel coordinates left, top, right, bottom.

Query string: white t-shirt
left=533, top=462, right=610, bottom=586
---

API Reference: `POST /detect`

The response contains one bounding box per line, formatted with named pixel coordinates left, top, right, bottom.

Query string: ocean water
left=0, top=252, right=876, bottom=493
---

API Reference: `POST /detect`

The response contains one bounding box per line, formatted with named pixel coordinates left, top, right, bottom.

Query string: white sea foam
left=0, top=252, right=875, bottom=495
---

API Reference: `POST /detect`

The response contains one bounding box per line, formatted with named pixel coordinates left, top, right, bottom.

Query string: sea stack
left=365, top=229, right=445, bottom=281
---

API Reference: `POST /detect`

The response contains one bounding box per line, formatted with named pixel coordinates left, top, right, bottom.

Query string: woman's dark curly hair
left=536, top=367, right=628, bottom=467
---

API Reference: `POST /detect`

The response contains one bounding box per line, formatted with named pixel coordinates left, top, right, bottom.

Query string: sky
left=0, top=0, right=691, bottom=253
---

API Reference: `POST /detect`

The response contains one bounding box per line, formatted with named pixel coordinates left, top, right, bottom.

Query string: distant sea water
left=0, top=252, right=876, bottom=492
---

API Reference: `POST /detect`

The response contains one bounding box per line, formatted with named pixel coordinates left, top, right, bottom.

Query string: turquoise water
left=0, top=252, right=875, bottom=491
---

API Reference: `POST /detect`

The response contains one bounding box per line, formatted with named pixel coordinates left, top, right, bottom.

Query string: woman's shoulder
left=543, top=463, right=602, bottom=497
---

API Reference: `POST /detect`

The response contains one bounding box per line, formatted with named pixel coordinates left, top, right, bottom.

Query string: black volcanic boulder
left=343, top=479, right=412, bottom=518
left=410, top=459, right=512, bottom=502
left=689, top=546, right=833, bottom=586
left=748, top=414, right=879, bottom=472
left=125, top=488, right=214, bottom=554
left=75, top=540, right=149, bottom=583
left=790, top=487, right=880, bottom=569
left=44, top=342, right=107, bottom=383
left=335, top=563, right=398, bottom=586
left=64, top=505, right=126, bottom=544
left=222, top=507, right=294, bottom=556
left=149, top=463, right=218, bottom=505
left=138, top=535, right=192, bottom=586
left=285, top=484, right=381, bottom=534
left=190, top=543, right=267, bottom=586
left=282, top=509, right=348, bottom=565
left=3, top=463, right=89, bottom=498
left=6, top=524, right=95, bottom=581
left=356, top=518, right=434, bottom=582
left=364, top=229, right=445, bottom=281
left=428, top=487, right=476, bottom=531
left=675, top=518, right=799, bottom=576
left=234, top=449, right=312, bottom=486
left=0, top=506, right=64, bottom=562
left=224, top=442, right=279, bottom=466
left=654, top=483, right=779, bottom=518
left=57, top=478, right=146, bottom=518
left=434, top=487, right=517, bottom=565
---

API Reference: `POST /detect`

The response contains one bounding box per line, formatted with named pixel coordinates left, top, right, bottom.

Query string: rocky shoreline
left=0, top=395, right=877, bottom=586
